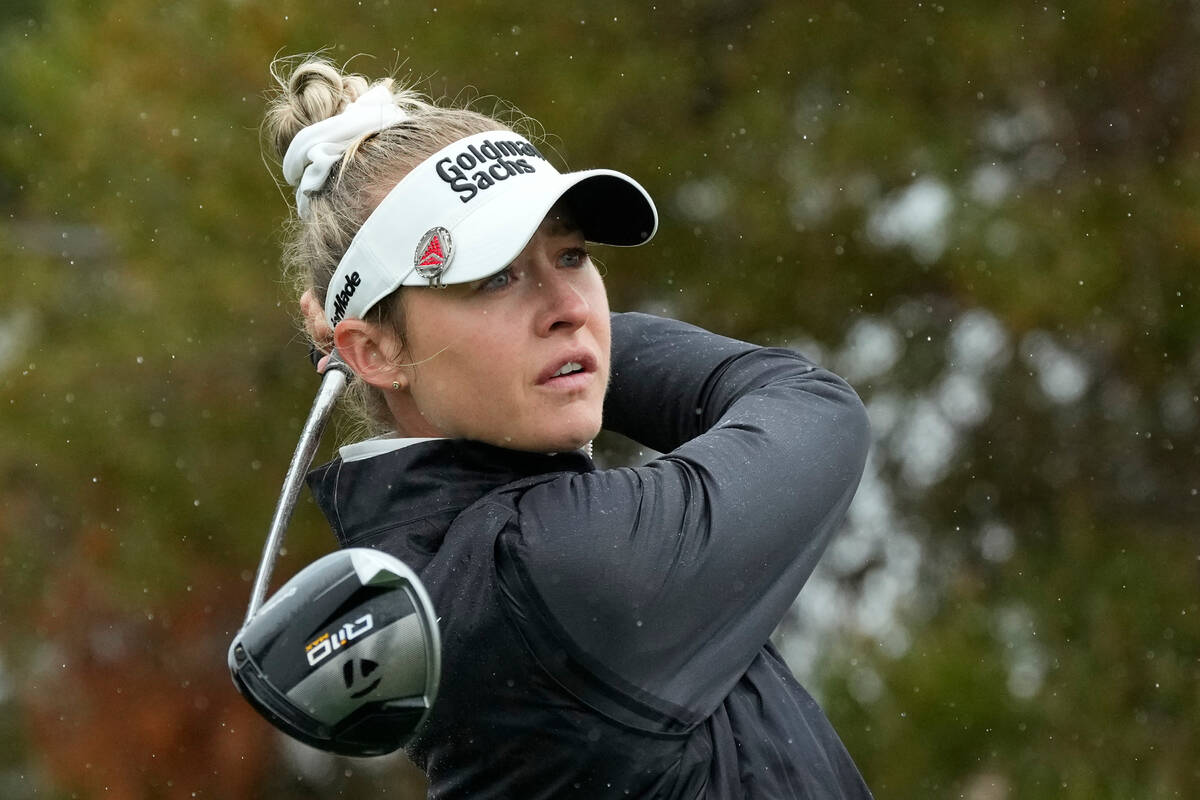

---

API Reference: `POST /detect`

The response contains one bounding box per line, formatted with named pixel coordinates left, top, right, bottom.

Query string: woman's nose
left=535, top=269, right=590, bottom=336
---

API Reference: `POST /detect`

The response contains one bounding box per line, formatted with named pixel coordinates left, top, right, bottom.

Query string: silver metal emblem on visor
left=414, top=227, right=453, bottom=288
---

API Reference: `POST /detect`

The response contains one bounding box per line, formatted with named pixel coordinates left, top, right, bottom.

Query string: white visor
left=324, top=130, right=658, bottom=326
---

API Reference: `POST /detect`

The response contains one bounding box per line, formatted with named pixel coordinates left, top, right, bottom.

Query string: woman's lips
left=537, top=351, right=598, bottom=386
left=541, top=369, right=594, bottom=391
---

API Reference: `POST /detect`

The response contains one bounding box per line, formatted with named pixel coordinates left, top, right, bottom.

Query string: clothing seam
left=490, top=496, right=704, bottom=738
left=344, top=506, right=459, bottom=544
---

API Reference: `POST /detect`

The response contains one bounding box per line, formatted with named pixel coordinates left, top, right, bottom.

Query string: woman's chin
left=487, top=422, right=600, bottom=455
left=553, top=420, right=603, bottom=453
left=553, top=433, right=596, bottom=454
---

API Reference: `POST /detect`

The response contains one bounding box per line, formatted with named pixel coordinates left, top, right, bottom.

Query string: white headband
left=322, top=130, right=658, bottom=328
left=282, top=85, right=408, bottom=219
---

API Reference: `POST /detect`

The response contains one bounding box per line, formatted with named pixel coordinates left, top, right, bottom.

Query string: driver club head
left=228, top=547, right=440, bottom=757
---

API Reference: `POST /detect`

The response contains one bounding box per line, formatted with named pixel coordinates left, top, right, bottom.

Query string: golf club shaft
left=244, top=352, right=350, bottom=626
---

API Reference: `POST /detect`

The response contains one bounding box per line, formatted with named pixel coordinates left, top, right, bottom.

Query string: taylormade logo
left=330, top=271, right=362, bottom=325
left=435, top=138, right=547, bottom=203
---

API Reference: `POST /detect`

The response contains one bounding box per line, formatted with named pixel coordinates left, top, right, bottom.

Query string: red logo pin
left=414, top=227, right=453, bottom=287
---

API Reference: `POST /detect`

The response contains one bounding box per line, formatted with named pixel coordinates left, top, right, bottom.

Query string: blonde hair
left=263, top=55, right=532, bottom=436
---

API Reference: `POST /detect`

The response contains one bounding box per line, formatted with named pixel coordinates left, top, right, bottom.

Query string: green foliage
left=1, top=0, right=1197, bottom=796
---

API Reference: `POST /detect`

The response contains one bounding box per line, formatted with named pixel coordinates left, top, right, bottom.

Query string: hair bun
left=266, top=57, right=377, bottom=160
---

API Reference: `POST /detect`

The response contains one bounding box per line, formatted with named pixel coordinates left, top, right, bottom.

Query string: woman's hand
left=300, top=288, right=335, bottom=373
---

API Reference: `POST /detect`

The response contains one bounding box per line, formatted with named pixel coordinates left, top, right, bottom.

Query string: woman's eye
left=482, top=268, right=513, bottom=291
left=559, top=247, right=589, bottom=268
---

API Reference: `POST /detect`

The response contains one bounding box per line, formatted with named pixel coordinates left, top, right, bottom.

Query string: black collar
left=307, top=439, right=592, bottom=566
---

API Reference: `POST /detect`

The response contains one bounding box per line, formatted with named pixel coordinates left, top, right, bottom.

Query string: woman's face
left=394, top=210, right=611, bottom=453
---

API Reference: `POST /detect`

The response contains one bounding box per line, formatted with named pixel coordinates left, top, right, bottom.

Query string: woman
left=270, top=56, right=873, bottom=798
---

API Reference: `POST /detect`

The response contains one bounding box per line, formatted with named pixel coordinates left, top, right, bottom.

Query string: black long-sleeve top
left=308, top=312, right=873, bottom=798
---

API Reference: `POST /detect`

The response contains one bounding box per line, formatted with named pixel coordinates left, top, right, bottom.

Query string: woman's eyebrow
left=544, top=212, right=581, bottom=235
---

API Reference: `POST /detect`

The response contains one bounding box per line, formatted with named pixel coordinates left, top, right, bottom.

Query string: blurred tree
left=1, top=0, right=1196, bottom=797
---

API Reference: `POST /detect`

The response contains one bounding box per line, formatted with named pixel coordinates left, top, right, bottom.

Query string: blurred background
left=1, top=0, right=1197, bottom=797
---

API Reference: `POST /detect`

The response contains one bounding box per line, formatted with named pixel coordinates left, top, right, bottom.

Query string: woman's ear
left=333, top=320, right=407, bottom=390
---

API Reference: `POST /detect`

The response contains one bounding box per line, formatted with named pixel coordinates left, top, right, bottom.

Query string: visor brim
left=401, top=168, right=658, bottom=287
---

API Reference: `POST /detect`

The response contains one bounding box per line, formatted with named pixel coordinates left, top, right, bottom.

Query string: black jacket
left=308, top=312, right=873, bottom=798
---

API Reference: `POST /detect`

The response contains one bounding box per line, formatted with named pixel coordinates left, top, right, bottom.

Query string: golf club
left=228, top=351, right=441, bottom=756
